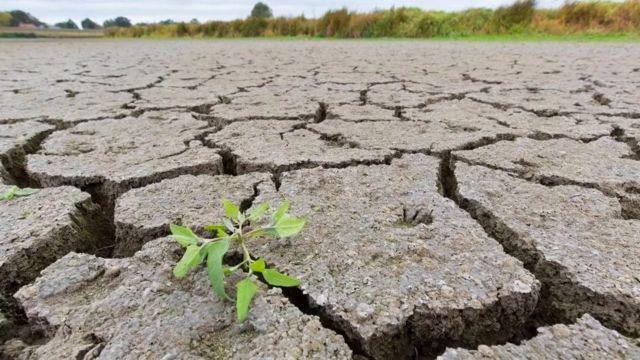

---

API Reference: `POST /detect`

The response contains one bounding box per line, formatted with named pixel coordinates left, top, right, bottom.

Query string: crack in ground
left=1, top=128, right=55, bottom=187
left=279, top=287, right=372, bottom=359
left=0, top=193, right=112, bottom=348
left=461, top=73, right=503, bottom=85
left=359, top=89, right=368, bottom=105
left=611, top=126, right=640, bottom=160
left=313, top=102, right=328, bottom=123
left=468, top=96, right=575, bottom=118
left=246, top=150, right=546, bottom=360
left=597, top=112, right=640, bottom=119
left=437, top=154, right=638, bottom=340
left=452, top=150, right=640, bottom=220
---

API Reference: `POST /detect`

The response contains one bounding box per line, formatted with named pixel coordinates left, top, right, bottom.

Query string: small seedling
left=0, top=186, right=38, bottom=201
left=170, top=199, right=305, bottom=321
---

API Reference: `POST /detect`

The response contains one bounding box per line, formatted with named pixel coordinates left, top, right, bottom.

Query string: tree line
left=0, top=9, right=130, bottom=30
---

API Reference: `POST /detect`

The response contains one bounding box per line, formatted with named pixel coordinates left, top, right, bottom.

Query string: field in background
left=0, top=27, right=103, bottom=38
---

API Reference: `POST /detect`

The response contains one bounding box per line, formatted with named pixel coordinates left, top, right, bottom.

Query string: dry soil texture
left=0, top=40, right=639, bottom=359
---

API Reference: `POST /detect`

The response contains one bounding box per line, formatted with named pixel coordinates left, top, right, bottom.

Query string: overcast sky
left=4, top=0, right=577, bottom=25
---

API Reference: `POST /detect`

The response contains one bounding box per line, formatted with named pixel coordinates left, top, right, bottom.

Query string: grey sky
left=4, top=0, right=571, bottom=25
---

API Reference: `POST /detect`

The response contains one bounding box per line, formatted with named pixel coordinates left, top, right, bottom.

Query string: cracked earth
left=1, top=40, right=639, bottom=359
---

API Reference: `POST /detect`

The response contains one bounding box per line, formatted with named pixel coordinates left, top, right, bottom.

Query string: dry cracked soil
left=0, top=39, right=639, bottom=359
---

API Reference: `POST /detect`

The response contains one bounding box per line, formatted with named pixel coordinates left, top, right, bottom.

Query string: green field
left=1, top=27, right=638, bottom=42
left=0, top=27, right=103, bottom=38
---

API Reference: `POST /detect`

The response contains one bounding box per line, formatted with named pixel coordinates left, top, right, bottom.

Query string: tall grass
left=105, top=0, right=640, bottom=38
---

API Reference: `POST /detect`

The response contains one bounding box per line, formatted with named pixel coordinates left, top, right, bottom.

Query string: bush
left=559, top=1, right=614, bottom=29
left=242, top=16, right=268, bottom=36
left=489, top=0, right=536, bottom=33
left=318, top=9, right=351, bottom=37
left=615, top=0, right=640, bottom=30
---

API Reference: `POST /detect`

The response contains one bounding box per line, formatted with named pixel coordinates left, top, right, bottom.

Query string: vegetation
left=7, top=10, right=45, bottom=27
left=170, top=199, right=305, bottom=322
left=0, top=12, right=11, bottom=27
left=55, top=19, right=79, bottom=29
left=1, top=186, right=37, bottom=201
left=102, top=0, right=640, bottom=39
left=251, top=2, right=273, bottom=19
left=2, top=0, right=639, bottom=40
left=81, top=18, right=101, bottom=29
left=103, top=16, right=132, bottom=28
left=0, top=27, right=104, bottom=38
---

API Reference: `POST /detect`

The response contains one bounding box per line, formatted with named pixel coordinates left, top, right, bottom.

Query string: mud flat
left=1, top=40, right=639, bottom=359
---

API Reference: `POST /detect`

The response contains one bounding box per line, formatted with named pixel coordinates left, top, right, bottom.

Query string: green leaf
left=263, top=268, right=301, bottom=287
left=249, top=258, right=266, bottom=273
left=273, top=216, right=306, bottom=238
left=272, top=200, right=289, bottom=223
left=223, top=199, right=240, bottom=221
left=14, top=188, right=37, bottom=197
left=206, top=238, right=231, bottom=300
left=170, top=224, right=199, bottom=247
left=261, top=227, right=279, bottom=238
left=1, top=186, right=18, bottom=201
left=248, top=202, right=270, bottom=222
left=198, top=245, right=208, bottom=264
left=1, top=186, right=38, bottom=201
left=203, top=223, right=229, bottom=237
left=249, top=203, right=270, bottom=221
left=173, top=245, right=201, bottom=278
left=236, top=278, right=259, bottom=322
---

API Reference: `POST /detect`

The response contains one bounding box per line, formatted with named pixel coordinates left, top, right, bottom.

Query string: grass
left=105, top=32, right=640, bottom=42
left=0, top=27, right=103, bottom=38
left=1, top=26, right=637, bottom=42
left=442, top=32, right=640, bottom=42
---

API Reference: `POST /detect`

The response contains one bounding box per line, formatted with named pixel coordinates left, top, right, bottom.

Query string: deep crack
left=438, top=156, right=639, bottom=339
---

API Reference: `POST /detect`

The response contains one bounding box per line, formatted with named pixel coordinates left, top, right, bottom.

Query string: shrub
left=318, top=8, right=351, bottom=37
left=489, top=0, right=536, bottom=33
left=559, top=1, right=614, bottom=29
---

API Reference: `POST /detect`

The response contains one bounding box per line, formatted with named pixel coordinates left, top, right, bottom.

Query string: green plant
left=0, top=186, right=37, bottom=201
left=170, top=199, right=305, bottom=321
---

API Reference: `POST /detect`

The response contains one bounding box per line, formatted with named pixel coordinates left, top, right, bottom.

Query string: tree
left=9, top=10, right=44, bottom=27
left=103, top=16, right=132, bottom=28
left=251, top=2, right=273, bottom=19
left=0, top=12, right=12, bottom=27
left=55, top=19, right=79, bottom=29
left=81, top=18, right=101, bottom=29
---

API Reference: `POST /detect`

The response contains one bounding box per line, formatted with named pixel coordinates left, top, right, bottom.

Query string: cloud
left=2, top=0, right=571, bottom=25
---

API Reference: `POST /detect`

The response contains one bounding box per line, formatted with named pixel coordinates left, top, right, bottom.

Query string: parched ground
left=1, top=39, right=639, bottom=359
